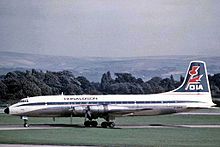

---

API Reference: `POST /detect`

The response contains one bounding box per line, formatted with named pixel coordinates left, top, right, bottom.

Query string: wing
left=108, top=107, right=178, bottom=116
left=72, top=105, right=178, bottom=117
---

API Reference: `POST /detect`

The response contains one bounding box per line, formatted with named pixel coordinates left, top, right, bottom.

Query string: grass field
left=0, top=111, right=220, bottom=146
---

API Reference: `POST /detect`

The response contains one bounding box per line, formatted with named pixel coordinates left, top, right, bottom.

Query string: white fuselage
left=8, top=91, right=214, bottom=117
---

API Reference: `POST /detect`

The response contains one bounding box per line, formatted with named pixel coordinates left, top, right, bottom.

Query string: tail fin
left=174, top=61, right=210, bottom=93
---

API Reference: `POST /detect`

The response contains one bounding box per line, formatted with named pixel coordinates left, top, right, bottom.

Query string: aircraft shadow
left=29, top=123, right=183, bottom=129
left=30, top=123, right=121, bottom=129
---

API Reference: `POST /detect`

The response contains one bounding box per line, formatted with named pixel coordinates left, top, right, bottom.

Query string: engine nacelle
left=73, top=106, right=86, bottom=114
left=72, top=105, right=128, bottom=116
left=72, top=105, right=108, bottom=115
left=89, top=105, right=107, bottom=114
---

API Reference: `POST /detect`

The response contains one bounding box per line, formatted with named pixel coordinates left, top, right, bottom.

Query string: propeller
left=70, top=113, right=73, bottom=124
left=84, top=106, right=92, bottom=121
left=69, top=107, right=73, bottom=124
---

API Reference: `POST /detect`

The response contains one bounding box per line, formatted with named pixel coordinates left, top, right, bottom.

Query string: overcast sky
left=0, top=0, right=219, bottom=57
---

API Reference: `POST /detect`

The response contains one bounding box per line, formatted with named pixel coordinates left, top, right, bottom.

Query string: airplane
left=4, top=61, right=215, bottom=128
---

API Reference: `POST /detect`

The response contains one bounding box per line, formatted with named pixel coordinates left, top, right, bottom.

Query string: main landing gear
left=81, top=106, right=115, bottom=128
left=84, top=120, right=98, bottom=127
left=83, top=109, right=115, bottom=128
left=83, top=106, right=98, bottom=128
left=84, top=120, right=115, bottom=128
left=83, top=106, right=115, bottom=128
left=101, top=121, right=115, bottom=128
left=21, top=116, right=29, bottom=127
left=100, top=115, right=115, bottom=128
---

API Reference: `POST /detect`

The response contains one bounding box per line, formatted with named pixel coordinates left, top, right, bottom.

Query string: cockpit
left=19, top=99, right=29, bottom=103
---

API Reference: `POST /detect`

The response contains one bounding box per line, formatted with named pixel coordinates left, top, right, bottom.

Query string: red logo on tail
left=185, top=66, right=203, bottom=90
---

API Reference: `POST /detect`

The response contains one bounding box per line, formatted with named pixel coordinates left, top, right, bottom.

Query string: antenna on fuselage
left=61, top=92, right=64, bottom=95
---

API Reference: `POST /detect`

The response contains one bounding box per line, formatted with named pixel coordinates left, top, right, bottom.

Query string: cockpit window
left=20, top=99, right=29, bottom=103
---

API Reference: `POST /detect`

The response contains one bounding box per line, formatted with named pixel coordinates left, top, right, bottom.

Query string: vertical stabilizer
left=174, top=61, right=210, bottom=93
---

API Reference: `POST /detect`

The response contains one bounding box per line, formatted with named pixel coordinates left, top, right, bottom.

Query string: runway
left=117, top=124, right=220, bottom=128
left=177, top=112, right=220, bottom=116
left=0, top=144, right=94, bottom=147
left=1, top=124, right=220, bottom=130
left=0, top=124, right=62, bottom=131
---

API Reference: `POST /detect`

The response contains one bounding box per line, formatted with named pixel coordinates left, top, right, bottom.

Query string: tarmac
left=0, top=144, right=96, bottom=147
left=0, top=144, right=78, bottom=147
left=0, top=124, right=61, bottom=131
left=1, top=123, right=220, bottom=131
left=2, top=123, right=220, bottom=147
left=1, top=110, right=220, bottom=146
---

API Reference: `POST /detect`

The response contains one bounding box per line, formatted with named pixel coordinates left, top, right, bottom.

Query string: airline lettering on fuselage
left=185, top=66, right=203, bottom=91
left=64, top=97, right=98, bottom=101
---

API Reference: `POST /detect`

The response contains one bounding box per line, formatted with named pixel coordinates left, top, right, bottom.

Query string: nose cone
left=4, top=107, right=9, bottom=114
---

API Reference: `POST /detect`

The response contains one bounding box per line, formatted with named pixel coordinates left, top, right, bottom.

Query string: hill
left=0, top=51, right=220, bottom=82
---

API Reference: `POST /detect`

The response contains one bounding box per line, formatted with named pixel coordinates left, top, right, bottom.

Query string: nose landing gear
left=21, top=116, right=29, bottom=127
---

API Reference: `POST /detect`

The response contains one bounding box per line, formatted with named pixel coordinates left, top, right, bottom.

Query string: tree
left=101, top=71, right=114, bottom=90
left=0, top=80, right=8, bottom=100
left=1, top=68, right=220, bottom=103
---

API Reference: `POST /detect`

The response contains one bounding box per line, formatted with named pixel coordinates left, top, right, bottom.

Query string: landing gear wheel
left=101, top=121, right=115, bottom=128
left=109, top=122, right=115, bottom=128
left=84, top=121, right=98, bottom=127
left=24, top=123, right=29, bottom=127
left=84, top=121, right=91, bottom=127
left=91, top=121, right=98, bottom=127
left=101, top=122, right=108, bottom=128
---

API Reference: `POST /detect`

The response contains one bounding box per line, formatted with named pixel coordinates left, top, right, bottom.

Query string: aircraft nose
left=4, top=107, right=9, bottom=114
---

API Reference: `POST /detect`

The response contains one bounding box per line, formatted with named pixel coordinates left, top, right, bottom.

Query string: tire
left=108, top=122, right=115, bottom=128
left=101, top=122, right=108, bottom=128
left=24, top=123, right=29, bottom=127
left=84, top=121, right=91, bottom=127
left=91, top=121, right=98, bottom=127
